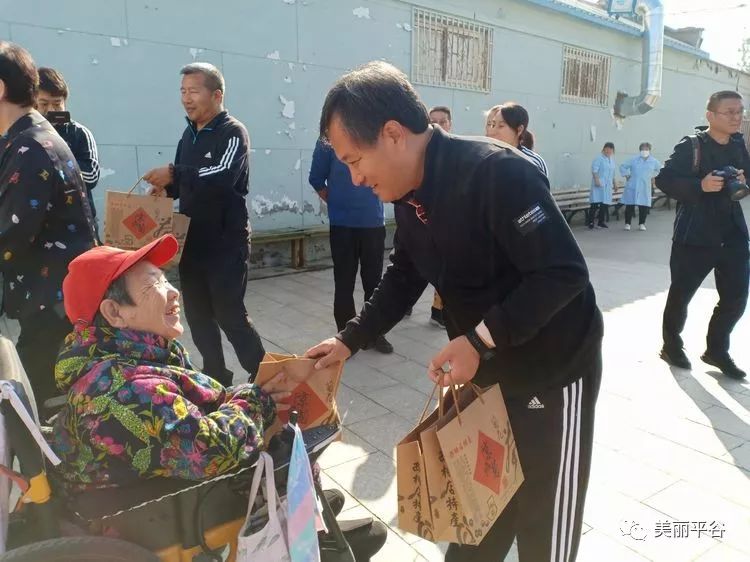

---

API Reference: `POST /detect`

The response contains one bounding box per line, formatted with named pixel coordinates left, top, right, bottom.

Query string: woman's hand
left=259, top=371, right=294, bottom=413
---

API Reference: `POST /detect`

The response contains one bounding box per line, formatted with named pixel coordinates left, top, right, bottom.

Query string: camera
left=712, top=166, right=750, bottom=201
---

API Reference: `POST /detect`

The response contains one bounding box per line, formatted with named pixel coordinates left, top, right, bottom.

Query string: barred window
left=560, top=45, right=611, bottom=106
left=412, top=8, right=493, bottom=92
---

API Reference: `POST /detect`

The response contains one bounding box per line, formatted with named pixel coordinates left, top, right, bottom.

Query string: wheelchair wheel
left=0, top=536, right=159, bottom=562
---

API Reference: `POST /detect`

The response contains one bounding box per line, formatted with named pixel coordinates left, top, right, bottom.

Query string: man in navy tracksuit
left=309, top=139, right=393, bottom=354
left=145, top=63, right=264, bottom=386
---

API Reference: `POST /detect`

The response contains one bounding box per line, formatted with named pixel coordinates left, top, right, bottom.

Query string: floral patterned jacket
left=50, top=326, right=276, bottom=487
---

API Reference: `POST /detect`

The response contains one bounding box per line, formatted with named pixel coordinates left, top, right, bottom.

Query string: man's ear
left=0, top=79, right=6, bottom=103
left=382, top=120, right=405, bottom=146
left=213, top=89, right=224, bottom=106
left=99, top=299, right=128, bottom=328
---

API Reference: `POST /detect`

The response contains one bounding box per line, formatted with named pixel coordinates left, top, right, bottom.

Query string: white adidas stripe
left=198, top=136, right=239, bottom=177
left=80, top=125, right=100, bottom=182
left=550, top=378, right=582, bottom=562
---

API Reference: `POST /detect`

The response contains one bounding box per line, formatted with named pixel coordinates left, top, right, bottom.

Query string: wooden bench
left=251, top=219, right=397, bottom=269
left=552, top=184, right=624, bottom=224
left=251, top=225, right=329, bottom=269
left=553, top=182, right=672, bottom=224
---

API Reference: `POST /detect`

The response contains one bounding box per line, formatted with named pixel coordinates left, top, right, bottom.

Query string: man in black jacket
left=36, top=67, right=100, bottom=220
left=0, top=42, right=97, bottom=407
left=306, top=61, right=603, bottom=562
left=145, top=63, right=264, bottom=386
left=656, top=90, right=749, bottom=380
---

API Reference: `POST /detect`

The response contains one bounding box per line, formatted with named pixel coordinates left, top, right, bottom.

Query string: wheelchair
left=0, top=335, right=385, bottom=561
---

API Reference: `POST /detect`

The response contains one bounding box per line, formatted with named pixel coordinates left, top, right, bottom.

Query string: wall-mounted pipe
left=614, top=0, right=664, bottom=117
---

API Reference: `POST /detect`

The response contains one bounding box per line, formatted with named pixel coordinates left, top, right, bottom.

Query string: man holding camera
left=656, top=90, right=749, bottom=379
left=36, top=67, right=100, bottom=220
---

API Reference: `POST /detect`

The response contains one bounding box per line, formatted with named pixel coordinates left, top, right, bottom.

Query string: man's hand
left=149, top=184, right=167, bottom=197
left=701, top=173, right=724, bottom=193
left=737, top=169, right=746, bottom=185
left=428, top=336, right=480, bottom=387
left=305, top=337, right=352, bottom=370
left=317, top=188, right=328, bottom=202
left=144, top=165, right=173, bottom=191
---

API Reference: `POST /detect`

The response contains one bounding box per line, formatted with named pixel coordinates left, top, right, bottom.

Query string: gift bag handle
left=240, top=451, right=269, bottom=533
left=126, top=176, right=145, bottom=197
left=417, top=381, right=440, bottom=425
left=240, top=452, right=279, bottom=534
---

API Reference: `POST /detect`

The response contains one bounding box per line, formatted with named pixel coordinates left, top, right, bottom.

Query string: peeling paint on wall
left=266, top=50, right=281, bottom=60
left=294, top=158, right=301, bottom=170
left=353, top=7, right=371, bottom=19
left=100, top=168, right=116, bottom=180
left=251, top=195, right=319, bottom=218
left=90, top=57, right=99, bottom=65
left=279, top=95, right=296, bottom=119
left=189, top=47, right=204, bottom=60
left=284, top=76, right=293, bottom=83
left=265, top=149, right=272, bottom=155
left=110, top=37, right=122, bottom=47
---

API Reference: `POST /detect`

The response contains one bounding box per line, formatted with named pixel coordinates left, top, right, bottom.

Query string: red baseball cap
left=63, top=234, right=179, bottom=326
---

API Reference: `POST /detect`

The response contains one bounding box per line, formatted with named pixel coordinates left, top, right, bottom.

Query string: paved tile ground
left=225, top=204, right=750, bottom=562
left=3, top=203, right=747, bottom=561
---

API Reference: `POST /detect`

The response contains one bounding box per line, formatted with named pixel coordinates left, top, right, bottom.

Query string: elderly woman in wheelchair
left=0, top=235, right=385, bottom=561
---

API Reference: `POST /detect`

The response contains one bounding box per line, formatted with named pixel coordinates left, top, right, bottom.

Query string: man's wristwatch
left=465, top=328, right=496, bottom=361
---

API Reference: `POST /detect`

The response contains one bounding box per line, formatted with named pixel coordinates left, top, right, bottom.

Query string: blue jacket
left=590, top=153, right=616, bottom=204
left=308, top=140, right=384, bottom=228
left=620, top=155, right=661, bottom=207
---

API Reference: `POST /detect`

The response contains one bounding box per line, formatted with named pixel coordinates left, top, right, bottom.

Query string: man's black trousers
left=16, top=307, right=72, bottom=411
left=446, top=353, right=602, bottom=562
left=329, top=225, right=385, bottom=332
left=663, top=242, right=749, bottom=355
left=179, top=246, right=265, bottom=386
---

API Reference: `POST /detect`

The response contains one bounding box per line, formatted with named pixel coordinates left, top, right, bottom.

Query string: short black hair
left=603, top=142, right=615, bottom=151
left=429, top=106, right=452, bottom=120
left=319, top=61, right=430, bottom=146
left=180, top=62, right=225, bottom=93
left=93, top=275, right=135, bottom=327
left=707, top=90, right=742, bottom=112
left=0, top=41, right=38, bottom=107
left=639, top=142, right=652, bottom=151
left=38, top=67, right=69, bottom=98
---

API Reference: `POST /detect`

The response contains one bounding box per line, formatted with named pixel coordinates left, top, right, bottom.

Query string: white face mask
left=640, top=150, right=650, bottom=158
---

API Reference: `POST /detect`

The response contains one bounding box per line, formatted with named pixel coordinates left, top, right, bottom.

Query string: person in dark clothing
left=144, top=62, right=264, bottom=386
left=306, top=61, right=603, bottom=562
left=656, top=90, right=749, bottom=380
left=36, top=67, right=100, bottom=220
left=0, top=42, right=97, bottom=408
left=309, top=139, right=393, bottom=354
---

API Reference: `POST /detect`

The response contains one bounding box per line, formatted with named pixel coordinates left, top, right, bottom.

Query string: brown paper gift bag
left=435, top=384, right=524, bottom=545
left=104, top=190, right=174, bottom=249
left=396, top=386, right=441, bottom=541
left=254, top=353, right=343, bottom=438
left=420, top=386, right=479, bottom=544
